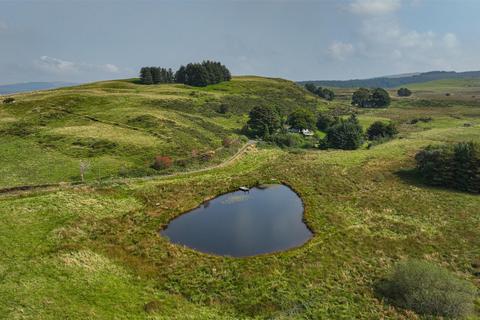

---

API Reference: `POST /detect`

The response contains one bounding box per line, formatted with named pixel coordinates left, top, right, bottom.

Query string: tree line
left=303, top=83, right=393, bottom=107
left=304, top=83, right=335, bottom=101
left=139, top=61, right=231, bottom=87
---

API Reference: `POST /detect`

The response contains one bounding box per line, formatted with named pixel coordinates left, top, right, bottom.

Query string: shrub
left=415, top=141, right=480, bottom=193
left=323, top=115, right=364, bottom=150
left=152, top=156, right=173, bottom=170
left=272, top=133, right=303, bottom=148
left=316, top=113, right=337, bottom=131
left=175, top=158, right=190, bottom=168
left=397, top=88, right=412, bottom=97
left=222, top=136, right=238, bottom=148
left=144, top=300, right=162, bottom=314
left=366, top=121, right=398, bottom=140
left=3, top=97, right=15, bottom=104
left=199, top=151, right=215, bottom=162
left=218, top=104, right=229, bottom=114
left=377, top=260, right=477, bottom=318
left=408, top=117, right=432, bottom=124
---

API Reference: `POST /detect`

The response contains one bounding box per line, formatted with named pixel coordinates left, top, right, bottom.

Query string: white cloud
left=34, top=56, right=120, bottom=75
left=35, top=56, right=78, bottom=74
left=342, top=4, right=462, bottom=72
left=349, top=0, right=401, bottom=15
left=443, top=33, right=459, bottom=49
left=103, top=63, right=120, bottom=73
left=328, top=41, right=355, bottom=60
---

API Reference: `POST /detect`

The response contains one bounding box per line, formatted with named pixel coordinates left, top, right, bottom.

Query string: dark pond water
left=160, top=184, right=312, bottom=257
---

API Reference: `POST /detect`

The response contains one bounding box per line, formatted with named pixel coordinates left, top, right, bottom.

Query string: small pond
left=160, top=184, right=312, bottom=257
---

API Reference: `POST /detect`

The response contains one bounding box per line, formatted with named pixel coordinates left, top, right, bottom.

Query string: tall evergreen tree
left=152, top=67, right=161, bottom=84
left=175, top=65, right=186, bottom=83
left=140, top=67, right=153, bottom=85
left=167, top=68, right=174, bottom=83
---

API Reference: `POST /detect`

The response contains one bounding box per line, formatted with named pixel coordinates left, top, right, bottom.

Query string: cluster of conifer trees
left=175, top=61, right=231, bottom=86
left=139, top=67, right=174, bottom=85
left=139, top=61, right=231, bottom=87
left=415, top=141, right=480, bottom=193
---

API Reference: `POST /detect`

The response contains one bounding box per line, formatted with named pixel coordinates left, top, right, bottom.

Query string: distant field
left=0, top=76, right=479, bottom=319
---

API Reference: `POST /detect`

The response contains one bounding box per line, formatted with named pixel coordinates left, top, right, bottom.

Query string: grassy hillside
left=0, top=76, right=322, bottom=188
left=0, top=77, right=479, bottom=319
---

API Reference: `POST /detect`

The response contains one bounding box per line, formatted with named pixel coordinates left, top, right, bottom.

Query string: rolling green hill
left=0, top=76, right=323, bottom=188
left=0, top=76, right=479, bottom=319
left=300, top=70, right=480, bottom=88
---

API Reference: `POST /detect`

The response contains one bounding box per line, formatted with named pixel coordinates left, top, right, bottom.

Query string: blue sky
left=0, top=0, right=479, bottom=84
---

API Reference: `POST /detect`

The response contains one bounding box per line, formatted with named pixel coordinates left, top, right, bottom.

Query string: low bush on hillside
left=376, top=260, right=477, bottom=318
left=126, top=114, right=162, bottom=128
left=217, top=104, right=229, bottom=114
left=367, top=121, right=398, bottom=140
left=407, top=117, right=432, bottom=124
left=397, top=88, right=412, bottom=97
left=415, top=141, right=480, bottom=193
left=222, top=136, right=240, bottom=148
left=72, top=138, right=118, bottom=157
left=321, top=115, right=364, bottom=150
left=152, top=156, right=173, bottom=170
left=199, top=151, right=215, bottom=162
left=272, top=133, right=304, bottom=148
left=3, top=97, right=15, bottom=104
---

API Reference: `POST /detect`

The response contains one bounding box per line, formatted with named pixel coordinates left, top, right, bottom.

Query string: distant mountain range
left=298, top=71, right=480, bottom=88
left=0, top=82, right=77, bottom=94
